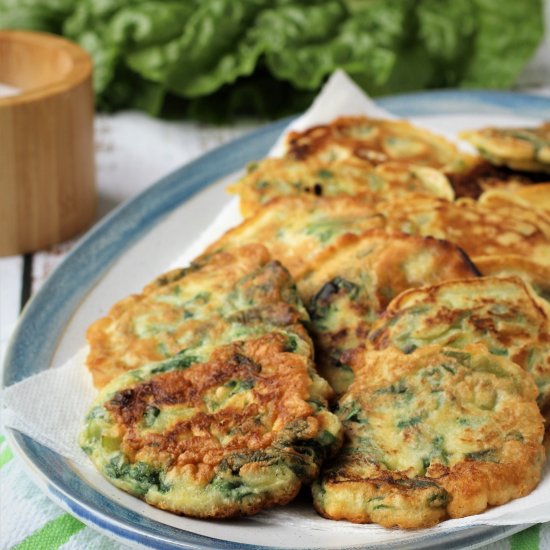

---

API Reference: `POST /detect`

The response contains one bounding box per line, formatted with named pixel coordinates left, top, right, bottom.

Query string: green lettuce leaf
left=461, top=0, right=544, bottom=88
left=0, top=0, right=74, bottom=32
left=0, top=0, right=544, bottom=120
left=129, top=0, right=268, bottom=97
left=417, top=0, right=477, bottom=87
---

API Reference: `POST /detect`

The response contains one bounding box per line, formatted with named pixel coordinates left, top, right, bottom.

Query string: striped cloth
left=1, top=432, right=548, bottom=549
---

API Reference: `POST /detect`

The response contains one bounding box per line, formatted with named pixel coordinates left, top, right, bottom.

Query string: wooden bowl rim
left=0, top=30, right=92, bottom=107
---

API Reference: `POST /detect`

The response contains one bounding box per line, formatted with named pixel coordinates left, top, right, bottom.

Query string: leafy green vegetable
left=0, top=0, right=543, bottom=121
left=0, top=0, right=73, bottom=32
left=461, top=0, right=544, bottom=88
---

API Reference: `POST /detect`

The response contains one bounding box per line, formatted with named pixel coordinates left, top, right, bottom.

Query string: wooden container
left=0, top=30, right=96, bottom=256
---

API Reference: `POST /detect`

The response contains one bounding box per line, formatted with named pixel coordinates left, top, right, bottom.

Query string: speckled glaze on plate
left=4, top=90, right=550, bottom=549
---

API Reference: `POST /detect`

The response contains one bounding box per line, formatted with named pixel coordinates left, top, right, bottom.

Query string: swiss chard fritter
left=461, top=123, right=550, bottom=172
left=82, top=332, right=342, bottom=518
left=86, top=244, right=310, bottom=387
left=229, top=156, right=453, bottom=218
left=313, top=345, right=545, bottom=528
left=285, top=116, right=473, bottom=173
left=201, top=196, right=385, bottom=281
left=368, top=276, right=550, bottom=418
left=378, top=195, right=550, bottom=299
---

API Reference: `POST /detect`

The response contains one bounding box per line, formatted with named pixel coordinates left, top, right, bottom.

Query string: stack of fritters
left=297, top=232, right=479, bottom=394
left=207, top=115, right=549, bottom=526
left=83, top=115, right=550, bottom=528
left=82, top=244, right=342, bottom=517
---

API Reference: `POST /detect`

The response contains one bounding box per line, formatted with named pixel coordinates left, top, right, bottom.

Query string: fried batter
left=229, top=156, right=453, bottom=218
left=299, top=232, right=479, bottom=394
left=461, top=123, right=550, bottom=172
left=87, top=244, right=310, bottom=387
left=369, top=277, right=550, bottom=417
left=286, top=116, right=473, bottom=173
left=81, top=332, right=342, bottom=518
left=479, top=185, right=550, bottom=214
left=202, top=196, right=384, bottom=280
left=474, top=256, right=550, bottom=303
left=379, top=196, right=550, bottom=272
left=313, top=345, right=545, bottom=528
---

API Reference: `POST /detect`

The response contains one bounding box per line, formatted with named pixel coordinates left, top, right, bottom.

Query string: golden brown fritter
left=461, top=123, right=550, bottom=172
left=86, top=244, right=310, bottom=387
left=286, top=116, right=473, bottom=173
left=313, top=345, right=545, bottom=528
left=201, top=196, right=385, bottom=281
left=299, top=232, right=479, bottom=394
left=378, top=195, right=550, bottom=268
left=229, top=156, right=453, bottom=218
left=368, top=276, right=550, bottom=417
left=81, top=332, right=342, bottom=518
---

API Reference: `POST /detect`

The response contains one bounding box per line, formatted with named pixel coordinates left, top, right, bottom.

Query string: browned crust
left=315, top=345, right=546, bottom=528
left=106, top=333, right=317, bottom=476
left=86, top=243, right=310, bottom=388
left=285, top=116, right=472, bottom=171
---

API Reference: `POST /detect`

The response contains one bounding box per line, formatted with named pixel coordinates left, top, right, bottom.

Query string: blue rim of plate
left=4, top=90, right=550, bottom=550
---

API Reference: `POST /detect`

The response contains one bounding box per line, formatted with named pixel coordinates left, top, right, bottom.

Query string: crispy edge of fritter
left=313, top=345, right=546, bottom=528
left=377, top=274, right=549, bottom=320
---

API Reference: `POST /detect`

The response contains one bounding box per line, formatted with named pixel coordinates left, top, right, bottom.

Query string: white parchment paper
left=2, top=71, right=549, bottom=539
